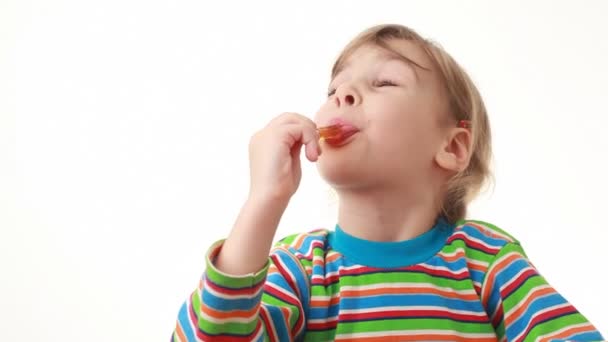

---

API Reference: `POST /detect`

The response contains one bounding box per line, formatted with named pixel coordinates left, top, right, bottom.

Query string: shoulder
left=447, top=219, right=522, bottom=257
left=272, top=228, right=331, bottom=260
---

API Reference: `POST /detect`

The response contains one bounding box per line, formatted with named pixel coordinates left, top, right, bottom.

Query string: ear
left=434, top=127, right=472, bottom=173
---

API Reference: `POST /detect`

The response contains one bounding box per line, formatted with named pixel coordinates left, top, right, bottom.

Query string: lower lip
left=323, top=130, right=359, bottom=147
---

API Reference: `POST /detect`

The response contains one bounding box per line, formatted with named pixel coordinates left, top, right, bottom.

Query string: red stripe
left=195, top=320, right=263, bottom=341
left=307, top=320, right=338, bottom=331
left=259, top=306, right=277, bottom=342
left=501, top=268, right=538, bottom=299
left=343, top=266, right=388, bottom=275
left=263, top=283, right=305, bottom=336
left=338, top=265, right=469, bottom=281
left=311, top=274, right=340, bottom=286
left=473, top=283, right=482, bottom=295
left=491, top=304, right=504, bottom=328
left=447, top=233, right=501, bottom=254
left=407, top=265, right=470, bottom=280
left=520, top=305, right=578, bottom=338
left=204, top=275, right=264, bottom=297
left=270, top=254, right=300, bottom=298
left=264, top=284, right=299, bottom=306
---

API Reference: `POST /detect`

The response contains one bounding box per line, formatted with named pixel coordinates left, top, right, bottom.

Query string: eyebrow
left=332, top=51, right=430, bottom=84
left=383, top=54, right=421, bottom=82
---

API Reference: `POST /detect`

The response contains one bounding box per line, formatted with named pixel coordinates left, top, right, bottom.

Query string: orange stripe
left=310, top=296, right=341, bottom=307
left=505, top=286, right=555, bottom=326
left=313, top=252, right=341, bottom=266
left=437, top=251, right=488, bottom=272
left=438, top=250, right=466, bottom=262
left=280, top=306, right=291, bottom=326
left=174, top=323, right=187, bottom=342
left=200, top=303, right=258, bottom=320
left=292, top=233, right=307, bottom=249
left=539, top=324, right=595, bottom=342
left=467, top=222, right=513, bottom=242
left=326, top=252, right=342, bottom=262
left=482, top=253, right=521, bottom=306
left=340, top=286, right=479, bottom=300
left=467, top=261, right=488, bottom=272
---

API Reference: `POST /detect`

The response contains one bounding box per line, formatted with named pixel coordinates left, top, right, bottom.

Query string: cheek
left=368, top=97, right=421, bottom=133
left=367, top=103, right=438, bottom=155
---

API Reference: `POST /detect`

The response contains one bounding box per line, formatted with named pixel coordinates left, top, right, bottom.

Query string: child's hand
left=248, top=113, right=321, bottom=203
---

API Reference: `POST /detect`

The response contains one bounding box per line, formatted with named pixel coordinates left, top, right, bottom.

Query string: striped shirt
left=172, top=218, right=603, bottom=341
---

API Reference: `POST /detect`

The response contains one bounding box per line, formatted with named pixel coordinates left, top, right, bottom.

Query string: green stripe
left=336, top=318, right=496, bottom=334
left=199, top=319, right=257, bottom=335
left=441, top=241, right=497, bottom=263
left=303, top=330, right=336, bottom=341
left=261, top=293, right=301, bottom=328
left=338, top=270, right=473, bottom=290
left=205, top=242, right=269, bottom=288
left=503, top=274, right=547, bottom=307
left=526, top=313, right=591, bottom=340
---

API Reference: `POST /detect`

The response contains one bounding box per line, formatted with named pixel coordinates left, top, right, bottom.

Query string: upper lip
left=324, top=117, right=360, bottom=130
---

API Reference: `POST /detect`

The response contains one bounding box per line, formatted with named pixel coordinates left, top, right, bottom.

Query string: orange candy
left=317, top=124, right=343, bottom=140
left=317, top=124, right=350, bottom=146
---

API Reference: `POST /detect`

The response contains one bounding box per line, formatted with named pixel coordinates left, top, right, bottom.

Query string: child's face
left=315, top=39, right=452, bottom=190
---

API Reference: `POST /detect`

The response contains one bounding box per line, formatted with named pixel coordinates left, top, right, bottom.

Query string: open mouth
left=318, top=124, right=360, bottom=147
left=323, top=129, right=359, bottom=146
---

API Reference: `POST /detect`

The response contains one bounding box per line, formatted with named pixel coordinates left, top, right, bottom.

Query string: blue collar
left=327, top=217, right=454, bottom=268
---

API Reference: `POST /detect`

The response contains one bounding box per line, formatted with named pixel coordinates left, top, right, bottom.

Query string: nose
left=334, top=84, right=360, bottom=107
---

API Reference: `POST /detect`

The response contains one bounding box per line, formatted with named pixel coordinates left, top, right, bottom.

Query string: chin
left=316, top=153, right=371, bottom=188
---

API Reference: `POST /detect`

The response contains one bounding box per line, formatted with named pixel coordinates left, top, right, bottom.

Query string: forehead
left=333, top=40, right=435, bottom=80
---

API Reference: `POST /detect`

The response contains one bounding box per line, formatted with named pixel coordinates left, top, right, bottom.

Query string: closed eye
left=327, top=79, right=397, bottom=98
left=374, top=79, right=398, bottom=87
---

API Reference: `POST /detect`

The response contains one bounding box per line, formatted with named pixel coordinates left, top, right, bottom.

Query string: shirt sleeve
left=172, top=239, right=310, bottom=342
left=480, top=242, right=604, bottom=341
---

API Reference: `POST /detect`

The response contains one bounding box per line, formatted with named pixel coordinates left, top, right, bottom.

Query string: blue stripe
left=422, top=256, right=467, bottom=272
left=459, top=225, right=509, bottom=248
left=266, top=305, right=290, bottom=341
left=273, top=249, right=310, bottom=316
left=567, top=331, right=604, bottom=341
left=177, top=301, right=196, bottom=341
left=309, top=303, right=340, bottom=319
left=496, top=257, right=530, bottom=281
left=507, top=293, right=572, bottom=338
left=202, top=285, right=263, bottom=311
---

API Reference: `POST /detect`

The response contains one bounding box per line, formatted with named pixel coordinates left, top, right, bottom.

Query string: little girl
left=172, top=24, right=603, bottom=341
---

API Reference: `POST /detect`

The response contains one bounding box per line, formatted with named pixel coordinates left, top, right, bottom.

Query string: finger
left=270, top=112, right=318, bottom=131
left=283, top=124, right=321, bottom=162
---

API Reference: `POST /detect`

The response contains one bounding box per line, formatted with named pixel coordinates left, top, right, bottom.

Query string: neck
left=337, top=184, right=441, bottom=242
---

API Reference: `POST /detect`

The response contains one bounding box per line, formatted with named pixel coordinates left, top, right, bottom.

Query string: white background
left=1, top=0, right=607, bottom=340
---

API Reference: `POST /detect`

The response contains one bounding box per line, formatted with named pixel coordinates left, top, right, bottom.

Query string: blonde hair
left=331, top=24, right=493, bottom=224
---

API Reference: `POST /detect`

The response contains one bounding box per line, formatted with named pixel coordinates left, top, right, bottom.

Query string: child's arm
left=481, top=242, right=604, bottom=341
left=172, top=234, right=309, bottom=341
left=215, top=112, right=321, bottom=276
left=172, top=113, right=321, bottom=341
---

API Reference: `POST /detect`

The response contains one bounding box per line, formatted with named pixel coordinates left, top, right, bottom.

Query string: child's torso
left=301, top=250, right=498, bottom=341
